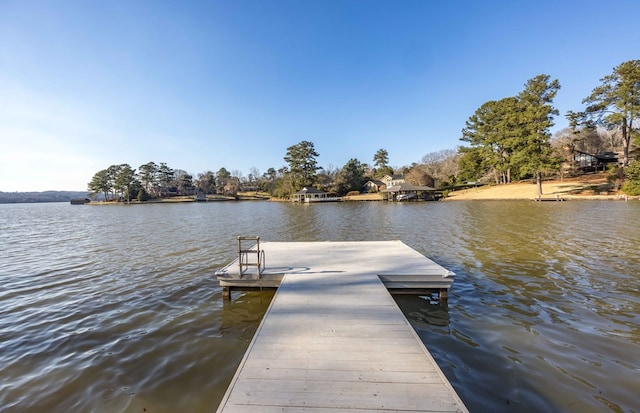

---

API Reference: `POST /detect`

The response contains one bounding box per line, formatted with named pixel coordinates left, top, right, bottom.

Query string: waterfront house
left=381, top=174, right=405, bottom=188
left=382, top=182, right=437, bottom=201
left=363, top=179, right=386, bottom=193
left=291, top=187, right=330, bottom=202
left=561, top=148, right=621, bottom=173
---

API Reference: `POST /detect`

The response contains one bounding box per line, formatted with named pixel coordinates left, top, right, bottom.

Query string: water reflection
left=393, top=294, right=451, bottom=327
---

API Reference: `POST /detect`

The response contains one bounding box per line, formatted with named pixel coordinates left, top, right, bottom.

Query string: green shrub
left=625, top=160, right=640, bottom=181
left=623, top=160, right=640, bottom=195
left=137, top=189, right=149, bottom=202
left=622, top=181, right=640, bottom=196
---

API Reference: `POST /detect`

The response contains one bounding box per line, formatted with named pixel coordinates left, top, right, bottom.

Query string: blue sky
left=1, top=0, right=639, bottom=191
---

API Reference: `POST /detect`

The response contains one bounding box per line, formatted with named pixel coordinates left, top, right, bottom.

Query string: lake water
left=0, top=200, right=638, bottom=413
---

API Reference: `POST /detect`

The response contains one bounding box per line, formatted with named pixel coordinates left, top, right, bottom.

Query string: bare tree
left=404, top=165, right=435, bottom=187
left=420, top=148, right=460, bottom=186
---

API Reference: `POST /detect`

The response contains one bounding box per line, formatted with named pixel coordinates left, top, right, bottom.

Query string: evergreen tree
left=139, top=162, right=159, bottom=195
left=216, top=167, right=231, bottom=194
left=515, top=74, right=562, bottom=197
left=106, top=164, right=122, bottom=200
left=372, top=149, right=393, bottom=178
left=157, top=162, right=175, bottom=194
left=114, top=164, right=138, bottom=202
left=461, top=97, right=522, bottom=184
left=88, top=169, right=111, bottom=201
left=336, top=158, right=367, bottom=195
left=373, top=148, right=389, bottom=169
left=460, top=74, right=561, bottom=195
left=284, top=140, right=320, bottom=191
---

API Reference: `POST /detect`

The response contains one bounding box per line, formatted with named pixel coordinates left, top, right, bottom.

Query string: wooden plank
left=238, top=365, right=445, bottom=383
left=257, top=320, right=410, bottom=338
left=226, top=379, right=462, bottom=411
left=221, top=408, right=424, bottom=413
left=242, top=357, right=442, bottom=373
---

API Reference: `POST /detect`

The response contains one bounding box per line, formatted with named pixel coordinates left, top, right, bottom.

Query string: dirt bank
left=444, top=174, right=633, bottom=201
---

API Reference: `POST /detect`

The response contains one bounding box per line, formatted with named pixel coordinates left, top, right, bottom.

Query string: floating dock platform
left=215, top=241, right=467, bottom=412
left=215, top=240, right=455, bottom=301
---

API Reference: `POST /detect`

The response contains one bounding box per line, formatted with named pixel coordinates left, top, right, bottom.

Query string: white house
left=291, top=187, right=330, bottom=202
left=381, top=175, right=405, bottom=188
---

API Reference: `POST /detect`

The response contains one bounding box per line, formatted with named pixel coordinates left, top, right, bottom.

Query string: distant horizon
left=0, top=189, right=89, bottom=194
left=2, top=0, right=640, bottom=192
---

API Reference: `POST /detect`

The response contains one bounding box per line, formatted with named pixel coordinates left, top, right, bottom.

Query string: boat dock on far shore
left=214, top=239, right=467, bottom=412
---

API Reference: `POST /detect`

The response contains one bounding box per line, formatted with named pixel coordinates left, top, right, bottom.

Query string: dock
left=215, top=241, right=467, bottom=412
left=216, top=240, right=455, bottom=301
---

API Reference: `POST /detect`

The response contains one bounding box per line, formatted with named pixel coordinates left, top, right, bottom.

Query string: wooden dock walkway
left=216, top=241, right=468, bottom=412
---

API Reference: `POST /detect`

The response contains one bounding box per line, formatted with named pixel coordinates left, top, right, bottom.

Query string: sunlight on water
left=1, top=201, right=639, bottom=412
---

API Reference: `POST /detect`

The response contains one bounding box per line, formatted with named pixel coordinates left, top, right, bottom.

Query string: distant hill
left=0, top=191, right=91, bottom=204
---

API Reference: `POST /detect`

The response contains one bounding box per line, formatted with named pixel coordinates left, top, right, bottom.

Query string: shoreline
left=81, top=174, right=640, bottom=204
left=443, top=174, right=637, bottom=201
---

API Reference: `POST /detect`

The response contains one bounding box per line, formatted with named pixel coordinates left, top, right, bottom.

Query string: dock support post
left=439, top=288, right=449, bottom=304
left=223, top=286, right=231, bottom=300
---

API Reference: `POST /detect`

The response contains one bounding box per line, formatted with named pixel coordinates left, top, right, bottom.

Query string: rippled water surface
left=1, top=201, right=639, bottom=412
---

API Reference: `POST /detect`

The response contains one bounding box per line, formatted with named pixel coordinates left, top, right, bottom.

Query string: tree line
left=88, top=59, right=640, bottom=200
left=88, top=162, right=237, bottom=201
left=87, top=144, right=397, bottom=201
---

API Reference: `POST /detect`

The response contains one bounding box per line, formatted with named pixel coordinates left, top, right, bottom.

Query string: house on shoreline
left=382, top=174, right=406, bottom=188
left=291, top=187, right=338, bottom=202
left=362, top=179, right=385, bottom=193
left=363, top=175, right=406, bottom=194
left=382, top=182, right=438, bottom=201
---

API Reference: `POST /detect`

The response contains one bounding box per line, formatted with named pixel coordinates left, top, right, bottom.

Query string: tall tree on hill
left=461, top=74, right=561, bottom=195
left=284, top=140, right=320, bottom=191
left=515, top=74, right=562, bottom=197
left=372, top=148, right=394, bottom=178
left=570, top=60, right=640, bottom=166
left=461, top=97, right=522, bottom=184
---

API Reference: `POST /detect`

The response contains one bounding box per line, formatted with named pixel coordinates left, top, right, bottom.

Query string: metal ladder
left=237, top=236, right=265, bottom=279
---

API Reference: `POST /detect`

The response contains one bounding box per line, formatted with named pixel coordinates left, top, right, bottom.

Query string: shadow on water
left=393, top=294, right=451, bottom=327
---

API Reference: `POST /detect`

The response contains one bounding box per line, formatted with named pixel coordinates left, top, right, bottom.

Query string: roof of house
left=364, top=180, right=385, bottom=186
left=382, top=183, right=436, bottom=192
left=293, top=187, right=326, bottom=194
